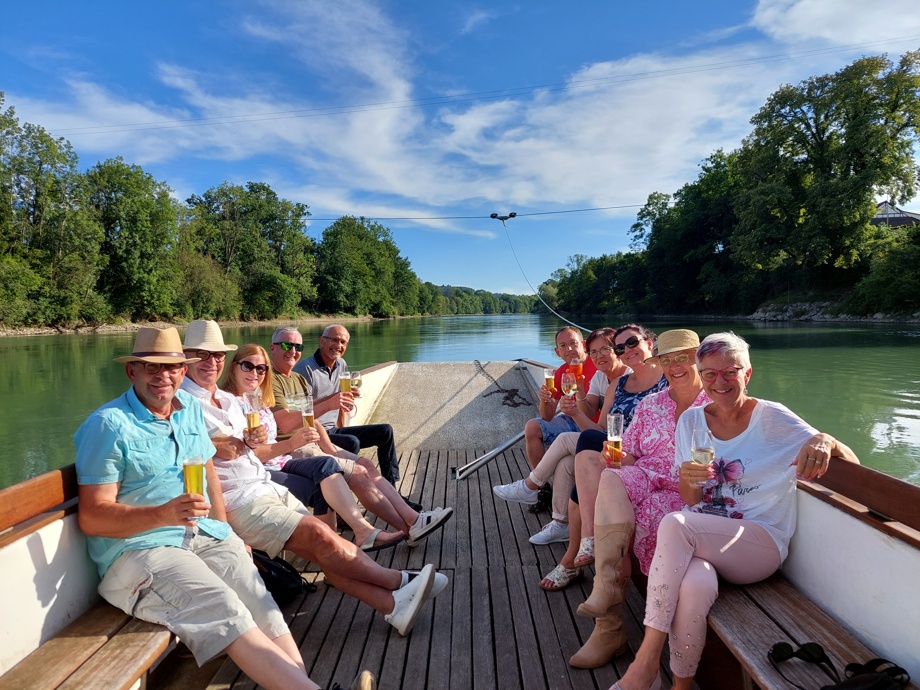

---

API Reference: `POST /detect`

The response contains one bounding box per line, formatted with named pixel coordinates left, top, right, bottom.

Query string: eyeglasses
left=556, top=339, right=583, bottom=349
left=321, top=335, right=349, bottom=346
left=186, top=350, right=226, bottom=363
left=588, top=346, right=615, bottom=358
left=700, top=366, right=744, bottom=382
left=235, top=360, right=269, bottom=375
left=134, top=362, right=185, bottom=375
left=274, top=341, right=304, bottom=352
left=768, top=641, right=840, bottom=689
left=658, top=353, right=692, bottom=367
left=613, top=335, right=640, bottom=356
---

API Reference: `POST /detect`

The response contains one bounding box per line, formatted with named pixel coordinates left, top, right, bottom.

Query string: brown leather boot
left=577, top=522, right=633, bottom=618
left=568, top=604, right=628, bottom=668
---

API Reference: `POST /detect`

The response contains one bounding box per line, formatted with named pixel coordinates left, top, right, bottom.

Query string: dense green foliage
left=542, top=52, right=920, bottom=317
left=0, top=95, right=535, bottom=327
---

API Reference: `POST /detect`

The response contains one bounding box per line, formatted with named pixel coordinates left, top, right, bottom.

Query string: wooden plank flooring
left=206, top=447, right=678, bottom=690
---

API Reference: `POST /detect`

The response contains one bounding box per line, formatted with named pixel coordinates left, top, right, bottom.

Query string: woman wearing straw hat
left=568, top=329, right=710, bottom=668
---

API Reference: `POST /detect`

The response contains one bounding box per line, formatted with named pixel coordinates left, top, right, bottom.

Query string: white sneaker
left=404, top=569, right=448, bottom=598
left=385, top=564, right=434, bottom=635
left=529, top=520, right=570, bottom=545
left=407, top=507, right=454, bottom=546
left=493, top=479, right=539, bottom=505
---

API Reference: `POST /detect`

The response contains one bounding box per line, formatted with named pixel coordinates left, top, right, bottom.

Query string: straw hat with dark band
left=114, top=327, right=201, bottom=364
left=645, top=329, right=700, bottom=363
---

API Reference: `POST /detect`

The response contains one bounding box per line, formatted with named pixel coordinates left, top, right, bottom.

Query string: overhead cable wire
left=304, top=203, right=653, bottom=222
left=51, top=34, right=920, bottom=137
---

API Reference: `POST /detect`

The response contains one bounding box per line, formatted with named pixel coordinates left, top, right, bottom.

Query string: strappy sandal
left=573, top=537, right=595, bottom=567
left=540, top=564, right=582, bottom=591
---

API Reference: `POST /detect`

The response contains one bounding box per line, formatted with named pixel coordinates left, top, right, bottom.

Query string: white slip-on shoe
left=529, top=520, right=570, bottom=545
left=493, top=479, right=539, bottom=505
left=406, top=507, right=454, bottom=546
left=404, top=569, right=448, bottom=598
left=384, top=564, right=434, bottom=636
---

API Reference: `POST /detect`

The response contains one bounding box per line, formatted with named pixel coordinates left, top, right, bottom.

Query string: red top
left=552, top=358, right=600, bottom=421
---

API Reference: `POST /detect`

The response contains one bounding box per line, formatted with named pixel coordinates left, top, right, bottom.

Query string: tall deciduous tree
left=733, top=52, right=920, bottom=280
left=86, top=158, right=178, bottom=319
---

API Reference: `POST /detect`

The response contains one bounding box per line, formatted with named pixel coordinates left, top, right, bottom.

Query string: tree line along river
left=1, top=314, right=918, bottom=490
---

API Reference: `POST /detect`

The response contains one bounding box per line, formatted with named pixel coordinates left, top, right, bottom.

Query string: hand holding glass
left=690, top=427, right=715, bottom=487
left=561, top=372, right=577, bottom=397
left=243, top=390, right=262, bottom=430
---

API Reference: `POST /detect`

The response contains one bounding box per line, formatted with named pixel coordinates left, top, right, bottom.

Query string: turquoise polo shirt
left=74, top=387, right=228, bottom=577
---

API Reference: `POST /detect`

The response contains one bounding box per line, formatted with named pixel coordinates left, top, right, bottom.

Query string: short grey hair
left=271, top=326, right=300, bottom=343
left=696, top=331, right=752, bottom=371
left=322, top=324, right=349, bottom=338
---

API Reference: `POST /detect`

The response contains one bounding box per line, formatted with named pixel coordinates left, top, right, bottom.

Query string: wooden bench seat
left=0, top=465, right=173, bottom=690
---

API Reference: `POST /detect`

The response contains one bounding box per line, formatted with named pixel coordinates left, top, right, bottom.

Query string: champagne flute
left=243, top=390, right=262, bottom=431
left=561, top=372, right=577, bottom=397
left=691, top=427, right=715, bottom=487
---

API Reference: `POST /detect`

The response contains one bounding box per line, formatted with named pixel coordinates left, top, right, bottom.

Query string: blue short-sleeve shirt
left=74, top=387, right=228, bottom=577
left=294, top=349, right=346, bottom=430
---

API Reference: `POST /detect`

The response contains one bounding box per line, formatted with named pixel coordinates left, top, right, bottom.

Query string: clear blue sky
left=2, top=1, right=918, bottom=293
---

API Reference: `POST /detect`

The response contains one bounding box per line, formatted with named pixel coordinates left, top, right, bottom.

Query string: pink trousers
left=644, top=511, right=782, bottom=678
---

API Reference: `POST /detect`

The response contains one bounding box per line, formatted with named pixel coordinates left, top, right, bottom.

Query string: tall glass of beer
left=183, top=455, right=206, bottom=495
left=302, top=394, right=315, bottom=428
left=243, top=390, right=262, bottom=430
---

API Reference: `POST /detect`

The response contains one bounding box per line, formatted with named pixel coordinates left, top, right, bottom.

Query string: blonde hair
left=221, top=343, right=276, bottom=407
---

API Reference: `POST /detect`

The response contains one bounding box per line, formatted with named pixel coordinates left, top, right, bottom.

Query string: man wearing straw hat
left=74, top=326, right=372, bottom=690
left=180, top=320, right=447, bottom=636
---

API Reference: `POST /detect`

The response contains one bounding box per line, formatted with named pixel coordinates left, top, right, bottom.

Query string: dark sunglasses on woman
left=613, top=335, right=640, bottom=356
left=235, top=361, right=269, bottom=374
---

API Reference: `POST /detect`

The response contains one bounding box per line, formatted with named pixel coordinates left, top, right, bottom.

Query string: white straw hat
left=182, top=320, right=238, bottom=352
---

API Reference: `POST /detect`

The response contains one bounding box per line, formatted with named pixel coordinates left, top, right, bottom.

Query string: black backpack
left=251, top=550, right=316, bottom=606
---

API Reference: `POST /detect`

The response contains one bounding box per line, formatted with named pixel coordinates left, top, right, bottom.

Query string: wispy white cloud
left=460, top=10, right=498, bottom=35
left=8, top=0, right=918, bottom=238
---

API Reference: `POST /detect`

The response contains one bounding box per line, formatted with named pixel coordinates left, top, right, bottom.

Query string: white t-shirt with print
left=674, top=400, right=817, bottom=562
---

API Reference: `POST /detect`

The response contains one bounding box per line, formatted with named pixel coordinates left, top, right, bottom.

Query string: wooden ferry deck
left=199, top=446, right=679, bottom=690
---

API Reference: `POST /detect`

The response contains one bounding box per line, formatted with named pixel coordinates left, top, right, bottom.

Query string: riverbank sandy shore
left=0, top=315, right=377, bottom=338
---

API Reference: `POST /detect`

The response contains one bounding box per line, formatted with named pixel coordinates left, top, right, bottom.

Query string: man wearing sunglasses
left=290, top=325, right=411, bottom=503
left=180, top=320, right=447, bottom=639
left=73, top=326, right=346, bottom=690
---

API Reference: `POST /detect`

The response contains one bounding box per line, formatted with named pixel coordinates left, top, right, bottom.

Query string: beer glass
left=302, top=394, right=315, bottom=428
left=544, top=368, right=556, bottom=391
left=339, top=368, right=352, bottom=394
left=350, top=371, right=363, bottom=394
left=568, top=357, right=583, bottom=380
left=604, top=413, right=625, bottom=468
left=183, top=455, right=206, bottom=495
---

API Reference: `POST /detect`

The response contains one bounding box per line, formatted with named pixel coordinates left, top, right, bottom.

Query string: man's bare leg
left=524, top=419, right=547, bottom=470
left=225, top=628, right=319, bottom=690
left=318, top=474, right=404, bottom=546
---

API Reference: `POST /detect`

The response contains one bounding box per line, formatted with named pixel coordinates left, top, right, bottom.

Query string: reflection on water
left=1, top=315, right=918, bottom=488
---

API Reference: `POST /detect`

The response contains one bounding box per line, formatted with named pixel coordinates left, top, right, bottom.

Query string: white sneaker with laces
left=493, top=479, right=539, bottom=505
left=529, top=520, right=570, bottom=545
left=407, top=507, right=454, bottom=546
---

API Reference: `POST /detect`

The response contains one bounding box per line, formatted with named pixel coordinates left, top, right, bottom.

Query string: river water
left=2, top=315, right=918, bottom=489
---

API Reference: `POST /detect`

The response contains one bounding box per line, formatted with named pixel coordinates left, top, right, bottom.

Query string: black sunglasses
left=613, top=335, right=641, bottom=356
left=274, top=341, right=304, bottom=352
left=768, top=641, right=840, bottom=689
left=235, top=360, right=269, bottom=375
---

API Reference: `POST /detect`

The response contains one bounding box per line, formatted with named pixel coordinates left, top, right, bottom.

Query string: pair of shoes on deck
left=384, top=564, right=449, bottom=635
left=331, top=669, right=377, bottom=690
left=406, top=507, right=453, bottom=546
